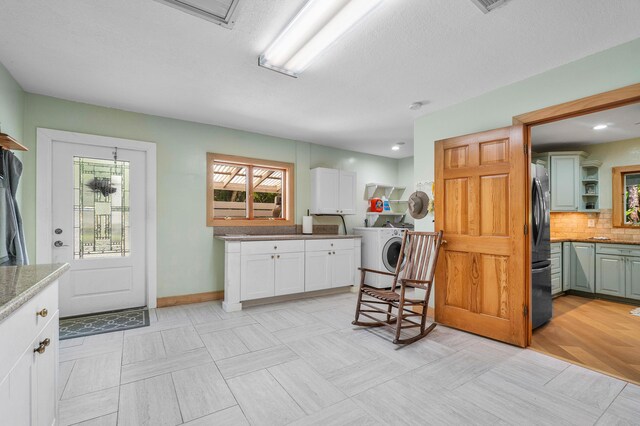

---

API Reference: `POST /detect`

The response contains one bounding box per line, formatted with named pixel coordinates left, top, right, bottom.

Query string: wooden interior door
left=435, top=126, right=529, bottom=347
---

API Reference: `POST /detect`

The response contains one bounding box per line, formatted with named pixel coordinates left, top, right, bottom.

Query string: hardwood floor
left=531, top=295, right=640, bottom=385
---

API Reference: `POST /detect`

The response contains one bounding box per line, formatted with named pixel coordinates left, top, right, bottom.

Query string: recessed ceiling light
left=258, top=0, right=384, bottom=77
left=392, top=142, right=405, bottom=151
left=593, top=124, right=608, bottom=130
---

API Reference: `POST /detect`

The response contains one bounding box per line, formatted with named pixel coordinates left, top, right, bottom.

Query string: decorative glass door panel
left=74, top=157, right=131, bottom=259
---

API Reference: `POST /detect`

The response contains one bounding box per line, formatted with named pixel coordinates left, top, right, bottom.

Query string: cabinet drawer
left=550, top=243, right=562, bottom=254
left=595, top=244, right=640, bottom=257
left=241, top=240, right=304, bottom=255
left=550, top=256, right=561, bottom=274
left=305, top=239, right=354, bottom=252
left=0, top=281, right=58, bottom=381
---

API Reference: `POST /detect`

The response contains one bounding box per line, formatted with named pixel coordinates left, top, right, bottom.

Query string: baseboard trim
left=157, top=291, right=224, bottom=308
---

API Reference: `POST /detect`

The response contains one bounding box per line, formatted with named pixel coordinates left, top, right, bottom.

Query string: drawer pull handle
left=271, top=255, right=274, bottom=259
left=277, top=255, right=280, bottom=259
left=274, top=246, right=277, bottom=250
left=333, top=251, right=336, bottom=255
left=34, top=338, right=50, bottom=354
left=328, top=251, right=332, bottom=255
left=37, top=308, right=48, bottom=318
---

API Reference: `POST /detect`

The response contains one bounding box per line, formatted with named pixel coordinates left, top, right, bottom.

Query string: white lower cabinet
left=332, top=249, right=355, bottom=288
left=274, top=252, right=305, bottom=296
left=305, top=251, right=332, bottom=292
left=0, top=281, right=59, bottom=426
left=240, top=254, right=275, bottom=301
left=223, top=237, right=360, bottom=310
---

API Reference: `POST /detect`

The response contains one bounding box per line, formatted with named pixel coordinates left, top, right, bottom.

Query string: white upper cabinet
left=310, top=168, right=357, bottom=215
left=550, top=155, right=580, bottom=211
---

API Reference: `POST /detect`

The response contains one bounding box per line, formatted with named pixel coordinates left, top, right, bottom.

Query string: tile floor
left=57, top=291, right=640, bottom=426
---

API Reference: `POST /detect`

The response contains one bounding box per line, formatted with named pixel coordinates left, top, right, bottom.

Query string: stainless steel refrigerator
left=531, top=164, right=552, bottom=329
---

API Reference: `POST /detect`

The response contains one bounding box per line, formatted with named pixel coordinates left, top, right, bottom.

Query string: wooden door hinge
left=524, top=143, right=528, bottom=155
left=523, top=305, right=528, bottom=316
left=524, top=224, right=528, bottom=235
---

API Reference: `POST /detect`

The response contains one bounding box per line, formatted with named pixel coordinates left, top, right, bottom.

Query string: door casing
left=35, top=128, right=158, bottom=309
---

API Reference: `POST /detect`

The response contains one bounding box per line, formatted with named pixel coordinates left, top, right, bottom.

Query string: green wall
left=414, top=38, right=640, bottom=231
left=582, top=137, right=640, bottom=209
left=19, top=93, right=404, bottom=298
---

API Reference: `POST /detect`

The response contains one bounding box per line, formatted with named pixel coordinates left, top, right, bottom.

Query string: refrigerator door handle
left=533, top=178, right=545, bottom=249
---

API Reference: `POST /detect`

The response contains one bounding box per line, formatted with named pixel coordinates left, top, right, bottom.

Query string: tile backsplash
left=551, top=209, right=640, bottom=242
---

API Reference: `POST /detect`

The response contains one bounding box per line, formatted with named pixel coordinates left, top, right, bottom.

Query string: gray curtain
left=0, top=150, right=28, bottom=265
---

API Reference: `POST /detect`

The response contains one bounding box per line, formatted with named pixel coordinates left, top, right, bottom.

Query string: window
left=207, top=153, right=294, bottom=226
left=612, top=165, right=640, bottom=227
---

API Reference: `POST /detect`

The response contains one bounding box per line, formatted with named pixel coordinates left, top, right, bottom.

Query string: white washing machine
left=353, top=227, right=406, bottom=288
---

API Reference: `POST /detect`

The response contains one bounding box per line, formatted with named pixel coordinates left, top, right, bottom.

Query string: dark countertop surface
left=550, top=238, right=640, bottom=246
left=0, top=263, right=69, bottom=322
left=216, top=234, right=361, bottom=242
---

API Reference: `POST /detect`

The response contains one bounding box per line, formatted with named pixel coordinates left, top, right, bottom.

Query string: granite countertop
left=0, top=263, right=69, bottom=322
left=550, top=238, right=640, bottom=246
left=216, top=234, right=361, bottom=242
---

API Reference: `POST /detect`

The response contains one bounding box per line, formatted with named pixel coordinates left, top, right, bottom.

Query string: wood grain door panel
left=435, top=126, right=528, bottom=347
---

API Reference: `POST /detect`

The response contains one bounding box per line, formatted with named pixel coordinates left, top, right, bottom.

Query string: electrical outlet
left=587, top=219, right=596, bottom=228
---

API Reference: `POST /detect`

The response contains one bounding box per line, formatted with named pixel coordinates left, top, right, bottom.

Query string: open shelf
left=366, top=183, right=406, bottom=199
left=0, top=133, right=28, bottom=151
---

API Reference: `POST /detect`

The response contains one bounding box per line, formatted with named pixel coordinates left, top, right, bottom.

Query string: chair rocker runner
left=352, top=230, right=444, bottom=344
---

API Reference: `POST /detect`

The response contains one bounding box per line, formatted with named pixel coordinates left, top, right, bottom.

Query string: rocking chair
left=352, top=230, right=444, bottom=344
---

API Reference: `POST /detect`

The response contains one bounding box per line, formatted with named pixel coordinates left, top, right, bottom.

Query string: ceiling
left=1, top=1, right=640, bottom=158
left=531, top=102, right=640, bottom=150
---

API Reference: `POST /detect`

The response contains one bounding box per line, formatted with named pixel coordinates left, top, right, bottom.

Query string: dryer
left=353, top=227, right=405, bottom=288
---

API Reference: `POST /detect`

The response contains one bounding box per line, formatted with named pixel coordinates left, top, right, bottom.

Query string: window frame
left=612, top=164, right=640, bottom=228
left=207, top=153, right=294, bottom=227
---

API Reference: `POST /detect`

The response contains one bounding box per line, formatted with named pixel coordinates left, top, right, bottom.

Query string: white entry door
left=51, top=141, right=147, bottom=317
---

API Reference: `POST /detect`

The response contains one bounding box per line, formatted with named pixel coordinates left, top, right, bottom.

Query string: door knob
left=54, top=240, right=68, bottom=247
left=54, top=228, right=63, bottom=234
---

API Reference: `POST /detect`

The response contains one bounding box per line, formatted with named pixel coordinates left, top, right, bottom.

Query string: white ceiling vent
left=153, top=0, right=240, bottom=28
left=470, top=0, right=506, bottom=13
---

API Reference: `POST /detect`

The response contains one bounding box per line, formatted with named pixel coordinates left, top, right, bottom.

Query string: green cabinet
left=550, top=155, right=580, bottom=211
left=550, top=243, right=563, bottom=295
left=562, top=242, right=571, bottom=291
left=625, top=256, right=640, bottom=300
left=570, top=242, right=595, bottom=292
left=595, top=255, right=626, bottom=297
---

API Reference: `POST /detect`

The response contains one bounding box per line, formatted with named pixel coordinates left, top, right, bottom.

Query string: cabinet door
left=331, top=249, right=355, bottom=288
left=570, top=243, right=595, bottom=292
left=0, top=346, right=36, bottom=426
left=35, top=314, right=58, bottom=426
left=551, top=273, right=562, bottom=295
left=240, top=254, right=275, bottom=300
left=626, top=256, right=640, bottom=300
left=310, top=168, right=339, bottom=214
left=550, top=156, right=579, bottom=211
left=595, top=255, right=626, bottom=297
left=305, top=251, right=332, bottom=291
left=562, top=242, right=571, bottom=291
left=338, top=171, right=357, bottom=215
left=274, top=252, right=305, bottom=296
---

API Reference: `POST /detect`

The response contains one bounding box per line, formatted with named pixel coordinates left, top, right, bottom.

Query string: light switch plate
left=587, top=219, right=596, bottom=228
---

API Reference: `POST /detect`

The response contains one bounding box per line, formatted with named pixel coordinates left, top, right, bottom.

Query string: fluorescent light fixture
left=593, top=124, right=608, bottom=130
left=259, top=0, right=384, bottom=77
left=391, top=145, right=401, bottom=151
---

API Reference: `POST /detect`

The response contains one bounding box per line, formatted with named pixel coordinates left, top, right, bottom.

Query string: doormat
left=631, top=308, right=640, bottom=317
left=59, top=308, right=150, bottom=340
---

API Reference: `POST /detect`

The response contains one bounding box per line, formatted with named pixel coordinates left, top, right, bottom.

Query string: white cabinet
left=0, top=281, right=59, bottom=426
left=310, top=168, right=357, bottom=215
left=274, top=252, right=305, bottom=296
left=222, top=237, right=360, bottom=311
left=305, top=244, right=355, bottom=291
left=305, top=250, right=332, bottom=291
left=240, top=240, right=305, bottom=300
left=240, top=254, right=275, bottom=301
left=332, top=249, right=355, bottom=287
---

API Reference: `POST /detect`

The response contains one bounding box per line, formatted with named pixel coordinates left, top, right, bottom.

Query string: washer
left=353, top=227, right=406, bottom=288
